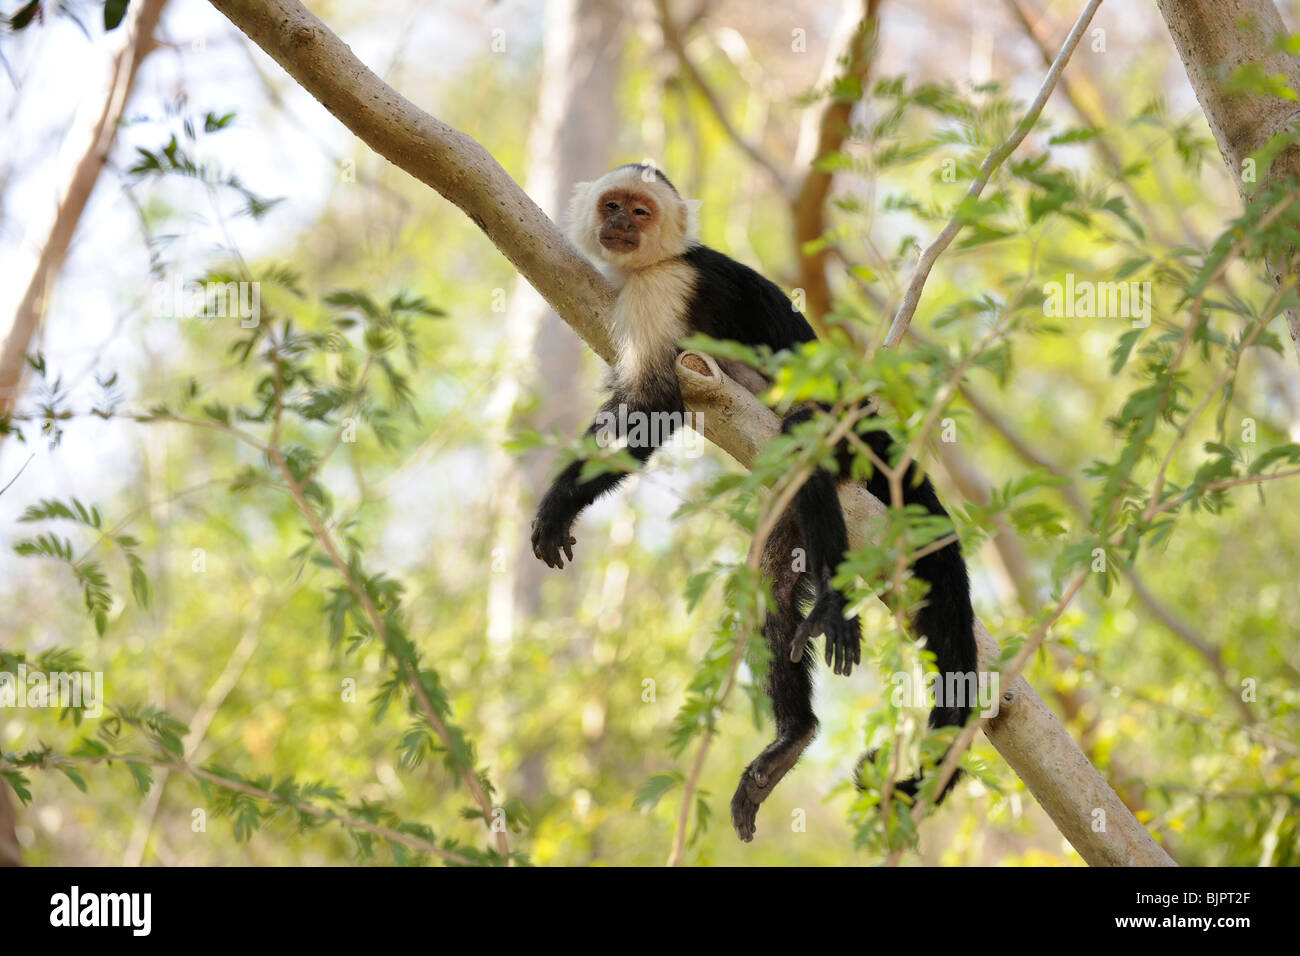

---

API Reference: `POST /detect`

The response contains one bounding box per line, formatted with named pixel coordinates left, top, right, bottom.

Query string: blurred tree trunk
left=1157, top=0, right=1300, bottom=369
left=0, top=0, right=170, bottom=867
left=482, top=0, right=624, bottom=804
left=0, top=775, right=18, bottom=866
left=0, top=0, right=169, bottom=441
left=485, top=0, right=624, bottom=650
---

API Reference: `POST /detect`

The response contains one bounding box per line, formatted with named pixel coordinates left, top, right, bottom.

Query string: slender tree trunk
left=1157, top=0, right=1300, bottom=369
left=0, top=0, right=169, bottom=866
left=792, top=0, right=882, bottom=329
left=0, top=0, right=170, bottom=435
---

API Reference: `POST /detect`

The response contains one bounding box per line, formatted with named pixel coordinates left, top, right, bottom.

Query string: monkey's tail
left=859, top=429, right=978, bottom=805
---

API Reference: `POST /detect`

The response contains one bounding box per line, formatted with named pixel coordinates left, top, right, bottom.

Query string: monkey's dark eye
left=604, top=201, right=619, bottom=211
left=633, top=208, right=649, bottom=217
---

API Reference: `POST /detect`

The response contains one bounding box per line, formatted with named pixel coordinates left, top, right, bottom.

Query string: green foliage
left=13, top=498, right=148, bottom=634
left=7, top=8, right=1300, bottom=868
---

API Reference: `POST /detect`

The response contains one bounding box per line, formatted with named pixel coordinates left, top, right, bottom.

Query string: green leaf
left=1109, top=328, right=1142, bottom=375
left=125, top=761, right=153, bottom=795
left=633, top=772, right=684, bottom=811
left=1, top=770, right=32, bottom=804
left=57, top=765, right=88, bottom=793
left=1048, top=126, right=1101, bottom=145
left=104, top=0, right=129, bottom=31
left=204, top=111, right=236, bottom=133
left=1248, top=443, right=1300, bottom=475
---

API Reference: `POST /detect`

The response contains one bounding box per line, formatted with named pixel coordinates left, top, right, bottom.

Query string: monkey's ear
left=566, top=181, right=593, bottom=227
left=680, top=198, right=702, bottom=241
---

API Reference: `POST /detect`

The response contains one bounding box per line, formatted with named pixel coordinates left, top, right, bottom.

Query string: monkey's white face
left=567, top=167, right=697, bottom=274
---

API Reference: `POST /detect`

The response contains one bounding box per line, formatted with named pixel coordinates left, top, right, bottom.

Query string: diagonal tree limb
left=207, top=0, right=1172, bottom=866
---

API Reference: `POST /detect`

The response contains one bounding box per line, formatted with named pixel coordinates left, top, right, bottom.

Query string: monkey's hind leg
left=731, top=512, right=818, bottom=843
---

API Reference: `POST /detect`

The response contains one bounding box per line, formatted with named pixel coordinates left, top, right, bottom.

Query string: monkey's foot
left=530, top=515, right=577, bottom=569
left=731, top=727, right=816, bottom=843
left=789, top=590, right=860, bottom=676
left=730, top=766, right=770, bottom=843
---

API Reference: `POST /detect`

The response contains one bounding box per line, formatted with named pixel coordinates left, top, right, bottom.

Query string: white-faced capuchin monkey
left=530, top=163, right=977, bottom=842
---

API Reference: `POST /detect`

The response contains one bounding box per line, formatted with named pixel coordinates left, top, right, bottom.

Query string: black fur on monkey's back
left=680, top=245, right=818, bottom=350
left=529, top=210, right=977, bottom=842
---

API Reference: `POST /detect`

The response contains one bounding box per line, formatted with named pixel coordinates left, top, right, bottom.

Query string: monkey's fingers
left=825, top=633, right=844, bottom=676
left=828, top=629, right=855, bottom=676
left=563, top=536, right=575, bottom=563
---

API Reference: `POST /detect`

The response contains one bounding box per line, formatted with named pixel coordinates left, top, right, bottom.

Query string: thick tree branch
left=208, top=0, right=615, bottom=361
left=208, top=0, right=1172, bottom=866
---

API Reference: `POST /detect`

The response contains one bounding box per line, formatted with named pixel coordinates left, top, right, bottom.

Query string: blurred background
left=1, top=0, right=1297, bottom=865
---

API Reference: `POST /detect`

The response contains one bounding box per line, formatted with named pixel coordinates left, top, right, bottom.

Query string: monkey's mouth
left=599, top=235, right=639, bottom=252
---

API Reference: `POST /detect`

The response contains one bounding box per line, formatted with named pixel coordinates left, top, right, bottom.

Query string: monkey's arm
left=531, top=393, right=681, bottom=569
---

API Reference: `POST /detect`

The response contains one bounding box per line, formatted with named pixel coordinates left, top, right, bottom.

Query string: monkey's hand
left=531, top=510, right=577, bottom=569
left=789, top=587, right=860, bottom=676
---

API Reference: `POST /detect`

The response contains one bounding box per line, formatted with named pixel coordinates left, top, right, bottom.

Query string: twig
left=883, top=0, right=1102, bottom=347
left=17, top=751, right=475, bottom=866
